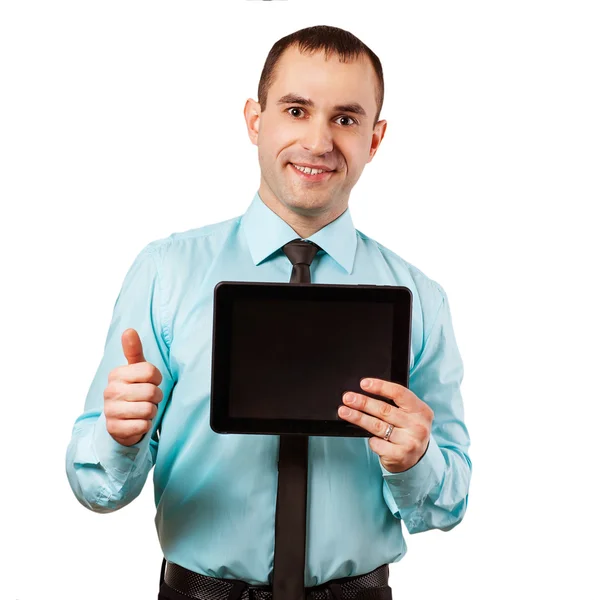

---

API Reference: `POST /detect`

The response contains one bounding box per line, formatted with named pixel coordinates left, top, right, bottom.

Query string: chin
left=285, top=194, right=333, bottom=215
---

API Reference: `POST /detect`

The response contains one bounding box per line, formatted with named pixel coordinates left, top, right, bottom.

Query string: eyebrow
left=276, top=94, right=367, bottom=117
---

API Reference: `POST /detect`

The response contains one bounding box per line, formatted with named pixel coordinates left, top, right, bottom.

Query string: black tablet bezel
left=210, top=281, right=412, bottom=437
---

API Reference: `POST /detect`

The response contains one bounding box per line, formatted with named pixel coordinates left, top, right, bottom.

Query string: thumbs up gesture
left=103, top=328, right=164, bottom=447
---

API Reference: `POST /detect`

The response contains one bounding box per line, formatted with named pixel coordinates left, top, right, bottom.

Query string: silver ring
left=382, top=423, right=394, bottom=441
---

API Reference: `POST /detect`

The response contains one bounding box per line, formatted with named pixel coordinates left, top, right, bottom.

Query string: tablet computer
left=210, top=281, right=412, bottom=437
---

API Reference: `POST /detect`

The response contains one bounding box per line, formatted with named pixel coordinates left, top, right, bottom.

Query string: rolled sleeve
left=381, top=436, right=446, bottom=509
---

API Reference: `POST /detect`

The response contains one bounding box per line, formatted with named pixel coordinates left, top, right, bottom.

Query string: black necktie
left=272, top=238, right=321, bottom=600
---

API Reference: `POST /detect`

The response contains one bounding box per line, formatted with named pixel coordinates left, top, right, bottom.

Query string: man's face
left=245, top=45, right=386, bottom=218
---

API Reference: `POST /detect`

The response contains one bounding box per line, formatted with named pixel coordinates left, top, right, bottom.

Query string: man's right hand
left=103, top=328, right=164, bottom=447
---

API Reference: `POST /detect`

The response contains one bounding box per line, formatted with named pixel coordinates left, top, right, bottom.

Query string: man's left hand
left=338, top=377, right=434, bottom=474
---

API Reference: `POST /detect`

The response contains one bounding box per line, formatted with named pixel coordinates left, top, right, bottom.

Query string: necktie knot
left=282, top=238, right=321, bottom=284
left=282, top=238, right=321, bottom=268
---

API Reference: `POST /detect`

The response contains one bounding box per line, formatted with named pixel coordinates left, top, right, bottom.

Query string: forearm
left=65, top=243, right=172, bottom=512
left=379, top=279, right=471, bottom=533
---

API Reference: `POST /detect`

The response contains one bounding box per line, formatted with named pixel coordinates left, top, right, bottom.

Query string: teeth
left=292, top=164, right=327, bottom=175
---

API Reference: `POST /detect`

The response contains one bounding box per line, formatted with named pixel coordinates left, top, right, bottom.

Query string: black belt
left=160, top=559, right=393, bottom=600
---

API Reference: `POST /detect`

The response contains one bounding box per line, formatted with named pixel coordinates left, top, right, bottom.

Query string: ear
left=366, top=119, right=387, bottom=163
left=244, top=98, right=261, bottom=146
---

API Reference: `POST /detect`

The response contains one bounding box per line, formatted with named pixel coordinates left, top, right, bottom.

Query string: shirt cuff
left=93, top=411, right=152, bottom=488
left=380, top=435, right=446, bottom=508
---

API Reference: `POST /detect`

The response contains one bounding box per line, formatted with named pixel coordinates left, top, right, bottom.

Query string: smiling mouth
left=291, top=163, right=333, bottom=175
left=289, top=163, right=335, bottom=182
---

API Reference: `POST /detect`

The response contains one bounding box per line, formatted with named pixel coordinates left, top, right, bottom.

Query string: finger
left=116, top=382, right=163, bottom=404
left=110, top=362, right=163, bottom=386
left=105, top=399, right=158, bottom=421
left=342, top=392, right=406, bottom=427
left=360, top=377, right=415, bottom=410
left=122, top=328, right=145, bottom=365
left=338, top=405, right=395, bottom=439
left=107, top=418, right=152, bottom=440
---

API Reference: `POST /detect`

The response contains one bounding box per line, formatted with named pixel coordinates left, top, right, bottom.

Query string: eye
left=287, top=107, right=305, bottom=118
left=335, top=115, right=357, bottom=127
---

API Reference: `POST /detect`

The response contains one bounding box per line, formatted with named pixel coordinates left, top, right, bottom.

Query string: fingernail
left=362, top=379, right=372, bottom=389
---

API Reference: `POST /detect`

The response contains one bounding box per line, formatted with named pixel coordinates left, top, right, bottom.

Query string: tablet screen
left=229, top=298, right=393, bottom=420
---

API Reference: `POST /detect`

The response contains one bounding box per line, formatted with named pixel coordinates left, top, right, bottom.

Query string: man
left=66, top=25, right=471, bottom=600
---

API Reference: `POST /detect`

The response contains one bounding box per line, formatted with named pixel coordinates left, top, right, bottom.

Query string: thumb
left=121, top=328, right=146, bottom=365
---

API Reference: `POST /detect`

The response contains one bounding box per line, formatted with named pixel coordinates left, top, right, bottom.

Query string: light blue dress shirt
left=65, top=191, right=471, bottom=586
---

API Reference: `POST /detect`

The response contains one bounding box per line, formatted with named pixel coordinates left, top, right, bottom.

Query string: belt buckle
left=304, top=582, right=343, bottom=600
left=227, top=580, right=248, bottom=600
left=327, top=582, right=343, bottom=600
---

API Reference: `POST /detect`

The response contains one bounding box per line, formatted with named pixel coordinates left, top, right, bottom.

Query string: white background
left=1, top=1, right=598, bottom=599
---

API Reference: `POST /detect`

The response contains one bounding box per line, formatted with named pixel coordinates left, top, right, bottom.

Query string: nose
left=300, top=115, right=334, bottom=156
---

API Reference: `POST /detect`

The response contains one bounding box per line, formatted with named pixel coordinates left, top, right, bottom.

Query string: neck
left=258, top=184, right=348, bottom=239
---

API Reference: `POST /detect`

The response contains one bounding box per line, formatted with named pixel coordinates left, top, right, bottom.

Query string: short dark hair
left=258, top=25, right=384, bottom=127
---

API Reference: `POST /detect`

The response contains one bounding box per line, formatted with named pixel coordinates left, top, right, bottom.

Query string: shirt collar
left=241, top=191, right=357, bottom=274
